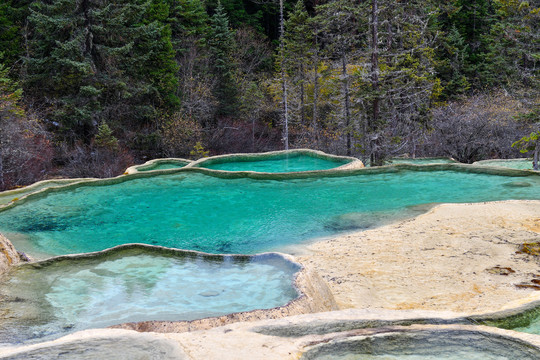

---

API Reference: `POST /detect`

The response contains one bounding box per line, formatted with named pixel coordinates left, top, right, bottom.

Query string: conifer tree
left=492, top=1, right=539, bottom=170
left=168, top=0, right=209, bottom=54
left=284, top=0, right=313, bottom=137
left=24, top=0, right=179, bottom=142
left=486, top=0, right=539, bottom=89
left=373, top=0, right=440, bottom=163
left=316, top=0, right=362, bottom=155
left=0, top=0, right=31, bottom=70
left=208, top=2, right=239, bottom=117
left=438, top=0, right=497, bottom=88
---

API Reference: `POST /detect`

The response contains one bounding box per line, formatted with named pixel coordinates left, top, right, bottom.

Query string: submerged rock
left=503, top=181, right=533, bottom=188
left=325, top=213, right=374, bottom=231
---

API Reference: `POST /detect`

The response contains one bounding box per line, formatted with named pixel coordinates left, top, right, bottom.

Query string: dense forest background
left=0, top=0, right=538, bottom=189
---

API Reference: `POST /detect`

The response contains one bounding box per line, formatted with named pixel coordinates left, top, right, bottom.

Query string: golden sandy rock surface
left=297, top=200, right=540, bottom=314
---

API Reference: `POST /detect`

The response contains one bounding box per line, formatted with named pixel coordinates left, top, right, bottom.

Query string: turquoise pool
left=0, top=168, right=538, bottom=258
left=0, top=247, right=299, bottom=344
left=195, top=154, right=350, bottom=172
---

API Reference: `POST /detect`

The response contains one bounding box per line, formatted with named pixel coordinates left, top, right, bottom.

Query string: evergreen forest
left=0, top=0, right=538, bottom=189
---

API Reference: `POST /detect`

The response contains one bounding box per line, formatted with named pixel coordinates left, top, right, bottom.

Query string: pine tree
left=316, top=0, right=362, bottom=155
left=208, top=2, right=239, bottom=117
left=168, top=0, right=209, bottom=54
left=0, top=0, right=31, bottom=70
left=438, top=0, right=497, bottom=88
left=24, top=0, right=179, bottom=142
left=211, top=0, right=262, bottom=31
left=283, top=0, right=313, bottom=139
left=489, top=1, right=540, bottom=170
left=486, top=0, right=539, bottom=89
left=364, top=0, right=441, bottom=163
left=436, top=24, right=471, bottom=99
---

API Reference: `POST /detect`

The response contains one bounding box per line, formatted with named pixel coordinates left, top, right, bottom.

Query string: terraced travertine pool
left=0, top=168, right=539, bottom=258
left=0, top=247, right=300, bottom=344
left=193, top=153, right=351, bottom=172
left=1, top=152, right=540, bottom=351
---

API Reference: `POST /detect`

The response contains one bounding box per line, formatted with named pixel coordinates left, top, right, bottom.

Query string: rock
left=486, top=266, right=515, bottom=276
left=0, top=233, right=30, bottom=274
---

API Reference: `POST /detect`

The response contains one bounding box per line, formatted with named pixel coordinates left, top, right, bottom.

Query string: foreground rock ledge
left=297, top=200, right=540, bottom=314
left=3, top=310, right=540, bottom=359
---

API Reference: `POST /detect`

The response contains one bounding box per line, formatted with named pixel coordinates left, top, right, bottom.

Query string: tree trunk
left=312, top=33, right=319, bottom=146
left=342, top=52, right=351, bottom=156
left=279, top=0, right=289, bottom=150
left=300, top=63, right=305, bottom=126
left=252, top=118, right=255, bottom=152
left=82, top=0, right=96, bottom=73
left=370, top=0, right=380, bottom=165
left=534, top=136, right=539, bottom=171
left=0, top=150, right=4, bottom=190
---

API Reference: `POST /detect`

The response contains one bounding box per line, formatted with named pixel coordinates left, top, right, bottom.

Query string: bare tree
left=428, top=92, right=530, bottom=163
left=279, top=0, right=289, bottom=150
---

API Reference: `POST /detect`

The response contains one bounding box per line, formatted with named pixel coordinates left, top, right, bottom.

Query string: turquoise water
left=0, top=169, right=539, bottom=257
left=199, top=154, right=348, bottom=172
left=138, top=161, right=188, bottom=171
left=474, top=159, right=535, bottom=170
left=301, top=331, right=540, bottom=359
left=0, top=248, right=299, bottom=344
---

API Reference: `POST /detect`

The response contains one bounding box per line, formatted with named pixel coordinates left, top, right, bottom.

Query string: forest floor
left=297, top=200, right=540, bottom=314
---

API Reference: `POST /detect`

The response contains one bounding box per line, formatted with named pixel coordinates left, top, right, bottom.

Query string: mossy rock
left=486, top=266, right=515, bottom=275
left=518, top=242, right=540, bottom=256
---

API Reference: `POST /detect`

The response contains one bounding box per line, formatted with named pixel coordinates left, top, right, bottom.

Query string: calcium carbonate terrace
left=0, top=149, right=539, bottom=357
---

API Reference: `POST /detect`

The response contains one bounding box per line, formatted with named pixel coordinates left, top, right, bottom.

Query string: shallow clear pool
left=300, top=331, right=540, bottom=359
left=0, top=247, right=299, bottom=344
left=137, top=160, right=189, bottom=172
left=0, top=179, right=82, bottom=206
left=474, top=159, right=535, bottom=170
left=198, top=154, right=349, bottom=172
left=480, top=305, right=540, bottom=335
left=0, top=169, right=538, bottom=257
